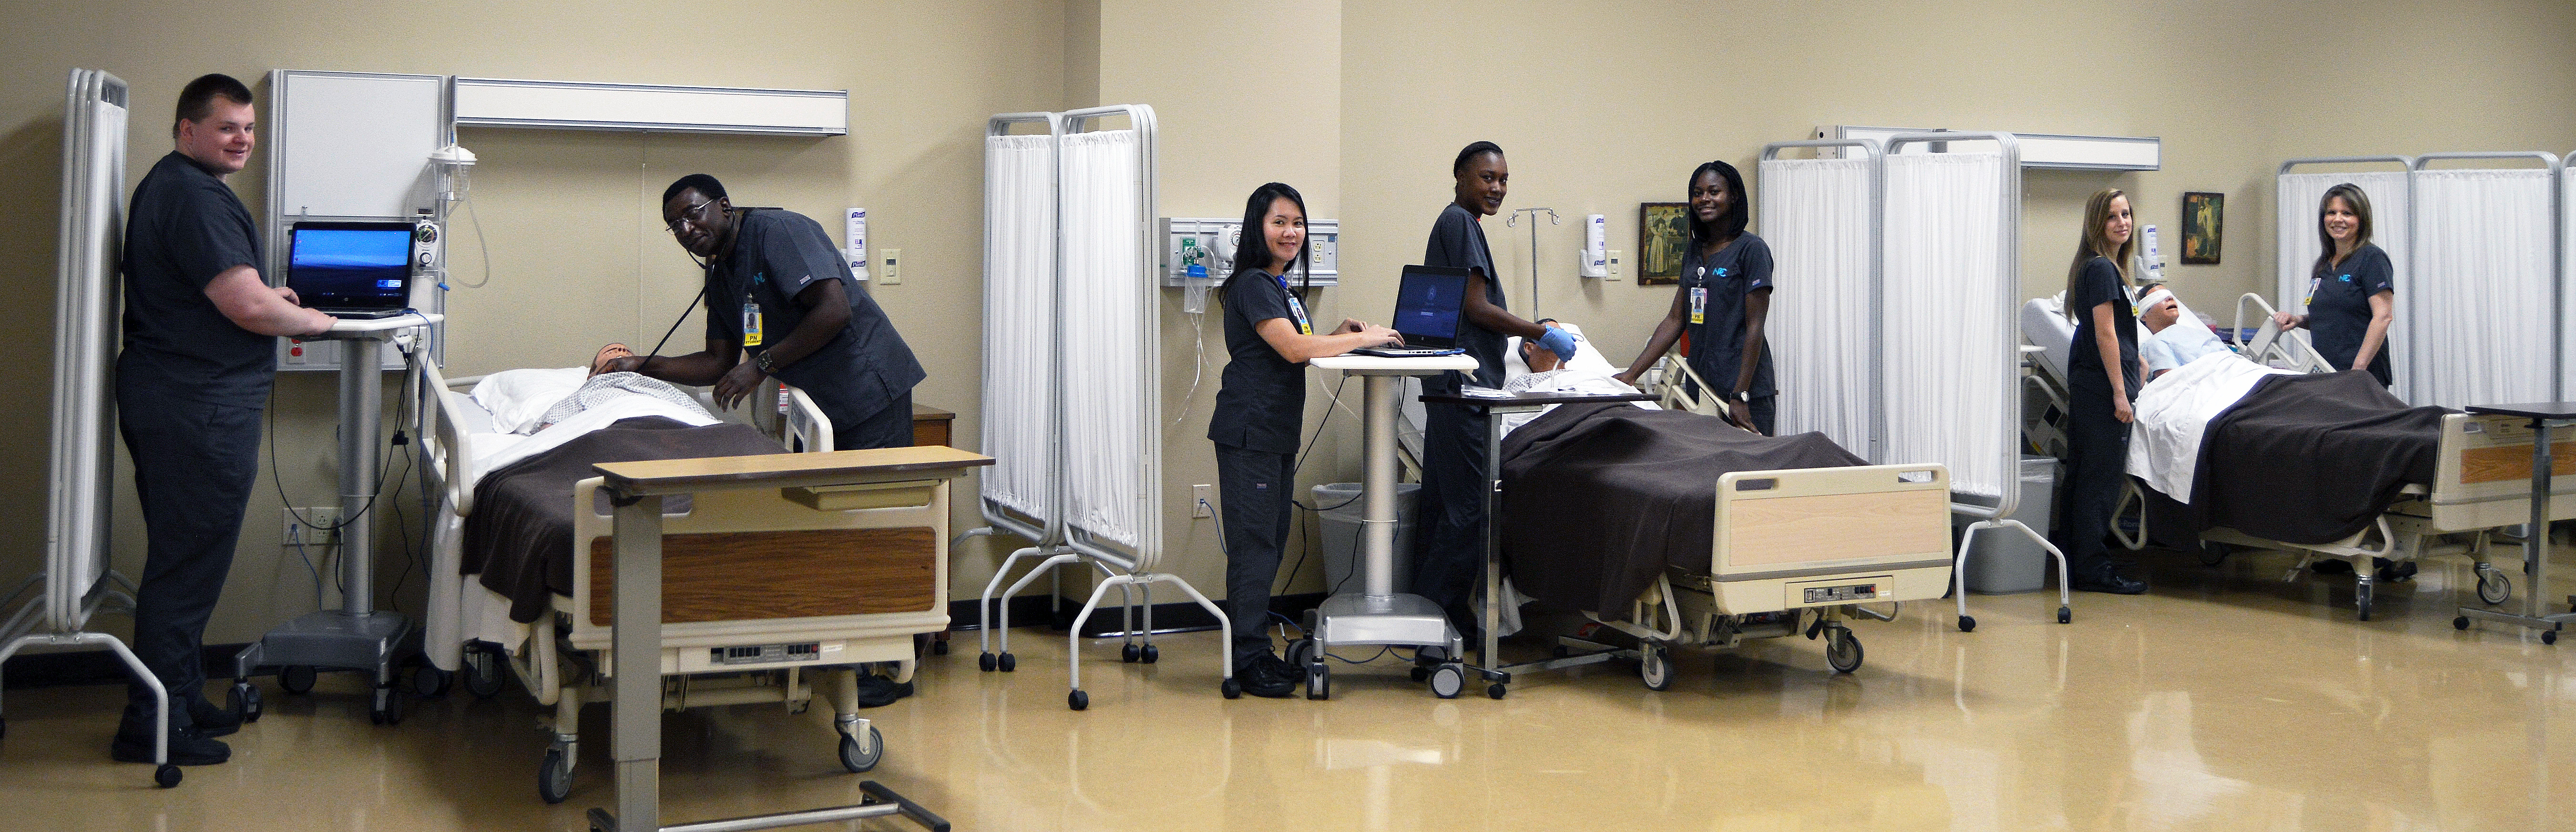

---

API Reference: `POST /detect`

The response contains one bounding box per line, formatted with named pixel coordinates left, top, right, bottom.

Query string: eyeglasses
left=665, top=200, right=721, bottom=235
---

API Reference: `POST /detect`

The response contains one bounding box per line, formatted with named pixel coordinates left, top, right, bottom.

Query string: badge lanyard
left=742, top=272, right=766, bottom=347
left=1277, top=274, right=1312, bottom=335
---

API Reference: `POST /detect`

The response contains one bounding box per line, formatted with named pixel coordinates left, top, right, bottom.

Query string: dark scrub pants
left=832, top=390, right=915, bottom=450
left=2051, top=257, right=2141, bottom=579
left=118, top=373, right=263, bottom=729
left=1414, top=203, right=1509, bottom=631
left=1215, top=444, right=1296, bottom=666
left=1208, top=269, right=1311, bottom=669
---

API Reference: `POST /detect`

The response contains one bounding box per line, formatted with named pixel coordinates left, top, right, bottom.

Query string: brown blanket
left=1498, top=403, right=1866, bottom=616
left=2187, top=371, right=2449, bottom=544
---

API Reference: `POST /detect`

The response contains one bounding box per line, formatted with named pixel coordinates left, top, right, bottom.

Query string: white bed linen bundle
left=2126, top=353, right=2292, bottom=503
left=1758, top=156, right=1875, bottom=456
left=2412, top=168, right=2556, bottom=408
left=1058, top=128, right=1149, bottom=550
left=1499, top=323, right=1655, bottom=435
left=2276, top=171, right=2412, bottom=402
left=1882, top=152, right=2013, bottom=502
left=981, top=133, right=1058, bottom=521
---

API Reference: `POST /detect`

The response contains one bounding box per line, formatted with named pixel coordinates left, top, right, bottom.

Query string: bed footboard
left=2429, top=413, right=2576, bottom=530
left=1707, top=463, right=1954, bottom=614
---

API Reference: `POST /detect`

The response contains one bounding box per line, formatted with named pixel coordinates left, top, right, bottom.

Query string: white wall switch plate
left=880, top=248, right=901, bottom=285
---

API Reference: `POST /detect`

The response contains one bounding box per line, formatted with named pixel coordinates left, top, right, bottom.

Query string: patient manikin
left=1499, top=338, right=1656, bottom=434
left=2137, top=288, right=2230, bottom=380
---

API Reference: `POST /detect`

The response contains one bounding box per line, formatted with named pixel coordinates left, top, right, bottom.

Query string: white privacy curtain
left=1882, top=152, right=2012, bottom=503
left=1758, top=157, right=1875, bottom=458
left=1059, top=129, right=1150, bottom=550
left=980, top=134, right=1056, bottom=520
left=2276, top=171, right=2412, bottom=401
left=2411, top=168, right=2556, bottom=408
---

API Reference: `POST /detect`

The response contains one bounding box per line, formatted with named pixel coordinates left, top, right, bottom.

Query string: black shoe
left=187, top=696, right=241, bottom=738
left=851, top=672, right=914, bottom=708
left=2311, top=559, right=2355, bottom=575
left=2372, top=558, right=2418, bottom=583
left=111, top=724, right=230, bottom=766
left=2072, top=566, right=2148, bottom=595
left=1235, top=653, right=1299, bottom=699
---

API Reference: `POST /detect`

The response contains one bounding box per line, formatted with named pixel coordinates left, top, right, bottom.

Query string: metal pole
left=338, top=336, right=382, bottom=616
left=1363, top=374, right=1398, bottom=599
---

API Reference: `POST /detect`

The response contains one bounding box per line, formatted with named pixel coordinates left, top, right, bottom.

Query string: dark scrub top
left=1208, top=268, right=1312, bottom=453
left=2305, top=243, right=2395, bottom=386
left=1422, top=203, right=1507, bottom=392
left=2067, top=256, right=2142, bottom=399
left=120, top=151, right=271, bottom=407
left=1678, top=234, right=1777, bottom=399
left=704, top=209, right=926, bottom=427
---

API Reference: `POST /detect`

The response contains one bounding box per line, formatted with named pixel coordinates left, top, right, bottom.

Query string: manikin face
left=2141, top=295, right=2181, bottom=330
left=1263, top=196, right=1306, bottom=270
left=1689, top=170, right=1730, bottom=227
left=2322, top=196, right=2360, bottom=245
left=2104, top=195, right=2134, bottom=247
left=1520, top=339, right=1561, bottom=373
left=176, top=99, right=256, bottom=175
left=1454, top=152, right=1508, bottom=216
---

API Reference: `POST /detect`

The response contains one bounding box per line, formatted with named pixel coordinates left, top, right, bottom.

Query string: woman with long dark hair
left=2054, top=188, right=2149, bottom=595
left=1206, top=182, right=1400, bottom=697
left=2271, top=184, right=2395, bottom=386
left=1616, top=160, right=1776, bottom=434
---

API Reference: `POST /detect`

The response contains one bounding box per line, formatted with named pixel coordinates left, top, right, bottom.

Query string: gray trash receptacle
left=1959, top=455, right=2060, bottom=595
left=1313, top=482, right=1420, bottom=596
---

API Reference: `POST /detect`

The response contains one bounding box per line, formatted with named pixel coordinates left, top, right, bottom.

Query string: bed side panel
left=588, top=526, right=936, bottom=625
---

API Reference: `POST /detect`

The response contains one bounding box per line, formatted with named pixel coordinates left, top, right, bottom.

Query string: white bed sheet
left=2126, top=352, right=2291, bottom=503
left=1501, top=322, right=1656, bottom=436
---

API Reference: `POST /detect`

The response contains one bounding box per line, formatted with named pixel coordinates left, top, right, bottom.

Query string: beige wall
left=4, top=0, right=2569, bottom=653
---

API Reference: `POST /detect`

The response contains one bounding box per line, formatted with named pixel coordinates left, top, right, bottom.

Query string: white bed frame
left=418, top=359, right=946, bottom=803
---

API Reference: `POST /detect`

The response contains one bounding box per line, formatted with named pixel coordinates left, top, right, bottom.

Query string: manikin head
left=2138, top=287, right=2181, bottom=332
left=1519, top=334, right=1564, bottom=373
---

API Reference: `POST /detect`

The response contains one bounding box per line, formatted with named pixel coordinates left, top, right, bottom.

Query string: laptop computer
left=286, top=221, right=416, bottom=319
left=1350, top=265, right=1471, bottom=358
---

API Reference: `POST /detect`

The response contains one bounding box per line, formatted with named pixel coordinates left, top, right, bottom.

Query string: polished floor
left=6, top=547, right=2576, bottom=831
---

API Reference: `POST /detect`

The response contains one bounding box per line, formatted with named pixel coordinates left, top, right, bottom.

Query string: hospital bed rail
left=2230, top=293, right=2336, bottom=374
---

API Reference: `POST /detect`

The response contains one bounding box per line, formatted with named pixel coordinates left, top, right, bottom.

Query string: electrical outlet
left=880, top=248, right=901, bottom=285
left=1191, top=484, right=1215, bottom=518
left=1607, top=250, right=1623, bottom=278
left=283, top=507, right=340, bottom=544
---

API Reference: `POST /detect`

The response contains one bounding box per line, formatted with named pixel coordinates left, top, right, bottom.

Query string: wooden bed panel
left=588, top=526, right=938, bottom=626
left=1724, top=488, right=1949, bottom=568
left=2460, top=441, right=2576, bottom=484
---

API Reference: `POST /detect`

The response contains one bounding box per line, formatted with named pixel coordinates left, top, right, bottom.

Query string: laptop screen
left=1391, top=266, right=1470, bottom=347
left=287, top=223, right=412, bottom=309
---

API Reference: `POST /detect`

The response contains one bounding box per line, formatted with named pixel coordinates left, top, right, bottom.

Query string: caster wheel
left=977, top=652, right=997, bottom=672
left=1957, top=615, right=1977, bottom=633
left=2454, top=616, right=2472, bottom=631
left=1487, top=683, right=1507, bottom=699
left=997, top=652, right=1017, bottom=673
left=1121, top=643, right=1141, bottom=663
left=280, top=665, right=317, bottom=695
left=2545, top=630, right=2559, bottom=646
left=1285, top=639, right=1314, bottom=669
left=931, top=638, right=950, bottom=656
left=1221, top=677, right=1242, bottom=699
left=463, top=648, right=504, bottom=699
left=1429, top=664, right=1465, bottom=699
left=1410, top=666, right=1431, bottom=683
left=1067, top=689, right=1089, bottom=711
left=2057, top=606, right=2072, bottom=625
left=538, top=747, right=573, bottom=804
left=1305, top=662, right=1330, bottom=700
left=1141, top=644, right=1159, bottom=664
left=371, top=688, right=404, bottom=726
left=412, top=666, right=452, bottom=699
left=1639, top=643, right=1673, bottom=692
left=838, top=726, right=884, bottom=773
left=155, top=764, right=181, bottom=788
left=1826, top=627, right=1865, bottom=674
left=229, top=683, right=263, bottom=723
left=2479, top=570, right=2512, bottom=606
left=2198, top=542, right=2230, bottom=567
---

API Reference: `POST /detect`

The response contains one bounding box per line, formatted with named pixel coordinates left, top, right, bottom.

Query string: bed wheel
left=1428, top=664, right=1465, bottom=699
left=1825, top=627, right=1864, bottom=674
left=977, top=652, right=997, bottom=672
left=1140, top=644, right=1159, bottom=664
left=1066, top=689, right=1089, bottom=711
left=2544, top=630, right=2558, bottom=646
left=838, top=726, right=884, bottom=773
left=412, top=665, right=452, bottom=699
left=2198, top=542, right=2230, bottom=567
left=280, top=665, right=317, bottom=695
left=538, top=747, right=573, bottom=804
left=229, top=681, right=263, bottom=723
left=1638, top=643, right=1673, bottom=691
left=1957, top=615, right=1977, bottom=633
left=2057, top=606, right=2072, bottom=625
left=1487, top=683, right=1507, bottom=699
left=155, top=764, right=181, bottom=788
left=1120, top=643, right=1141, bottom=663
left=2454, top=616, right=2472, bottom=631
left=1409, top=666, right=1431, bottom=683
left=463, top=647, right=504, bottom=699
left=997, top=652, right=1017, bottom=673
left=930, top=637, right=950, bottom=656
left=2355, top=585, right=2373, bottom=621
left=2478, top=569, right=2512, bottom=606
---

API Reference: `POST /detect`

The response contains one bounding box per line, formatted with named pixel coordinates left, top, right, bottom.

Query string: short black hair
left=1452, top=141, right=1503, bottom=175
left=173, top=73, right=252, bottom=139
left=662, top=173, right=728, bottom=205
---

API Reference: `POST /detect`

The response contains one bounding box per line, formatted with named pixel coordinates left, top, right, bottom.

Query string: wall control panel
left=1161, top=217, right=1339, bottom=287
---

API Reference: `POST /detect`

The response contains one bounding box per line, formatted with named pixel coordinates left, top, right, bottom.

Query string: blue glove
left=1536, top=327, right=1579, bottom=363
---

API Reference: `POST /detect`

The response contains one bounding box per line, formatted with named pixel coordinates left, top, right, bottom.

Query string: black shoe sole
left=110, top=741, right=228, bottom=766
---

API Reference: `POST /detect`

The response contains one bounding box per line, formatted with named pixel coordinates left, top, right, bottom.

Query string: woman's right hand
left=2114, top=397, right=2135, bottom=423
left=1360, top=323, right=1403, bottom=347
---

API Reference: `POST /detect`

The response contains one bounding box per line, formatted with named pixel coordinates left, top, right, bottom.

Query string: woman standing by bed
left=1207, top=182, right=1401, bottom=697
left=1615, top=160, right=1776, bottom=435
left=2055, top=188, right=2150, bottom=595
left=2271, top=184, right=2395, bottom=387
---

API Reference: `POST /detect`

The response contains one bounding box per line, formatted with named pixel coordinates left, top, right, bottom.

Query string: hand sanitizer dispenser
left=1580, top=214, right=1608, bottom=278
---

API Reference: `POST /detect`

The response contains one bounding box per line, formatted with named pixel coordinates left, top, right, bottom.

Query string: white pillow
left=469, top=367, right=587, bottom=434
left=1502, top=322, right=1618, bottom=380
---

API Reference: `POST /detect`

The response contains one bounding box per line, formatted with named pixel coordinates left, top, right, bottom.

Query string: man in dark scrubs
left=116, top=73, right=338, bottom=765
left=603, top=174, right=925, bottom=450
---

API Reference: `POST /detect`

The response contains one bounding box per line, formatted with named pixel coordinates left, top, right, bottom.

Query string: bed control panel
left=709, top=642, right=824, bottom=666
left=1799, top=582, right=1881, bottom=605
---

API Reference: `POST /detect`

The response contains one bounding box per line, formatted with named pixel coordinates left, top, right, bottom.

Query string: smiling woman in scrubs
left=2055, top=189, right=2150, bottom=595
left=1616, top=160, right=1776, bottom=434
left=2271, top=184, right=2395, bottom=387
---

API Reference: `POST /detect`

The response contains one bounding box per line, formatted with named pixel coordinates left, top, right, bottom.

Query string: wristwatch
left=755, top=351, right=778, bottom=373
left=1734, top=390, right=1753, bottom=403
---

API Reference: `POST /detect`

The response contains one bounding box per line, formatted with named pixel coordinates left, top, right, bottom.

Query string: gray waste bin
left=1313, top=482, right=1419, bottom=596
left=1958, top=455, right=2059, bottom=595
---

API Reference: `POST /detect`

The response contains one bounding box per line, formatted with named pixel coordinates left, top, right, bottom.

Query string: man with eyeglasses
left=598, top=174, right=925, bottom=451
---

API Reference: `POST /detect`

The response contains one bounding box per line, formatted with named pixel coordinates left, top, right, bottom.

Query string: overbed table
left=2456, top=401, right=2576, bottom=642
left=589, top=446, right=989, bottom=832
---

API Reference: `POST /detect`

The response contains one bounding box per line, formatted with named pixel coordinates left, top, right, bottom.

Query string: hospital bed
left=2024, top=295, right=2566, bottom=620
left=1460, top=328, right=1955, bottom=694
left=416, top=360, right=959, bottom=804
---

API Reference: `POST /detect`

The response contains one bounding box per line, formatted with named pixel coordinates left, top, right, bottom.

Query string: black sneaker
left=2311, top=559, right=2355, bottom=575
left=1235, top=654, right=1298, bottom=699
left=2372, top=558, right=2418, bottom=583
left=111, top=724, right=230, bottom=766
left=851, top=673, right=914, bottom=708
left=187, top=696, right=241, bottom=738
left=2071, top=565, right=2148, bottom=595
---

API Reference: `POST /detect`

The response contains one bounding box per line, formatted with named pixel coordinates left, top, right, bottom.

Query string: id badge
left=2303, top=277, right=2320, bottom=308
left=1286, top=293, right=1312, bottom=335
left=742, top=298, right=764, bottom=347
left=1689, top=286, right=1707, bottom=326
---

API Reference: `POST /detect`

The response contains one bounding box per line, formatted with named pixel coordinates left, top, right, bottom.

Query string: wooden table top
left=597, top=445, right=992, bottom=496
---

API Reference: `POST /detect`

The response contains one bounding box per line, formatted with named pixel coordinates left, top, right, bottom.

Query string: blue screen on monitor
left=289, top=227, right=409, bottom=306
left=1393, top=270, right=1466, bottom=341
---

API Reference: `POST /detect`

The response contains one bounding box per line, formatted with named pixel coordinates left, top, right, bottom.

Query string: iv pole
left=1504, top=207, right=1559, bottom=320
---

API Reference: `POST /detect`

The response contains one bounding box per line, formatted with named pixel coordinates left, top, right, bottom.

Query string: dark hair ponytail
left=1222, top=182, right=1309, bottom=297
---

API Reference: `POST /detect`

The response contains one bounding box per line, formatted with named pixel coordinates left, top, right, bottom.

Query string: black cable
left=638, top=287, right=707, bottom=368
left=1276, top=375, right=1359, bottom=591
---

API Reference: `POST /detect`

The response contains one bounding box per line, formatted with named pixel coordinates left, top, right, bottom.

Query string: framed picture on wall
left=2181, top=191, right=2224, bottom=265
left=1638, top=202, right=1689, bottom=284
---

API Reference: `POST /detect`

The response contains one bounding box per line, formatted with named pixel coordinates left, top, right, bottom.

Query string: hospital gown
left=2142, top=322, right=2231, bottom=377
left=1499, top=367, right=1655, bottom=434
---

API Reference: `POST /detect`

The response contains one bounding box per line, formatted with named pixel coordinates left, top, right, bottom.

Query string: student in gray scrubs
left=116, top=74, right=338, bottom=766
left=602, top=174, right=926, bottom=451
left=1412, top=142, right=1577, bottom=643
left=1617, top=160, right=1777, bottom=434
left=1208, top=183, right=1402, bottom=697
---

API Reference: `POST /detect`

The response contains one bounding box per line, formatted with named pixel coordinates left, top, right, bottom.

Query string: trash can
left=1958, top=455, right=2059, bottom=595
left=1312, top=482, right=1420, bottom=596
